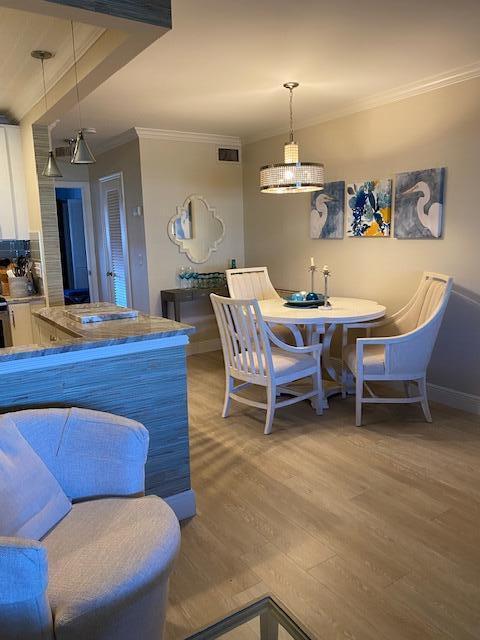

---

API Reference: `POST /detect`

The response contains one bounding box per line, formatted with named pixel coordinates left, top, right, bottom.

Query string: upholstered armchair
left=0, top=407, right=181, bottom=640
left=343, top=272, right=453, bottom=426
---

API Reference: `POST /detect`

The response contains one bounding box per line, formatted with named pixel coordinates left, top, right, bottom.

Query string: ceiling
left=22, top=0, right=480, bottom=147
left=0, top=6, right=104, bottom=121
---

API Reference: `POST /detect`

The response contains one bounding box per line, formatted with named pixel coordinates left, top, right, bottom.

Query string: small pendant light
left=31, top=50, right=63, bottom=178
left=70, top=21, right=95, bottom=165
left=260, top=82, right=324, bottom=194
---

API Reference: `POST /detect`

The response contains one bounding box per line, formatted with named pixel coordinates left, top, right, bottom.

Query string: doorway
left=55, top=185, right=98, bottom=305
left=99, top=172, right=131, bottom=307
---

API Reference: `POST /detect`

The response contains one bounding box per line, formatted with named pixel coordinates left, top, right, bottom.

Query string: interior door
left=100, top=173, right=131, bottom=307
left=67, top=199, right=89, bottom=290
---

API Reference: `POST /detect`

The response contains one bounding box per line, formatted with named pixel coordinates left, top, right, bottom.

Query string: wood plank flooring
left=166, top=351, right=480, bottom=639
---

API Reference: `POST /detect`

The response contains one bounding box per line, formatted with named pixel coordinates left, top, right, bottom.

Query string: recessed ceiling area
left=45, top=0, right=480, bottom=148
left=0, top=6, right=104, bottom=121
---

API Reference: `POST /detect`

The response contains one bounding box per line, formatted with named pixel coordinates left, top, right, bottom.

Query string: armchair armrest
left=0, top=538, right=48, bottom=605
left=0, top=538, right=53, bottom=639
left=265, top=325, right=322, bottom=355
left=11, top=408, right=149, bottom=501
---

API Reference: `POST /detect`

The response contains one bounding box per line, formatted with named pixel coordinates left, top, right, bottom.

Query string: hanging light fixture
left=70, top=20, right=95, bottom=164
left=31, top=50, right=63, bottom=178
left=260, top=82, right=324, bottom=194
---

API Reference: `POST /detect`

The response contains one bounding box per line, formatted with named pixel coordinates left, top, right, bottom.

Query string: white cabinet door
left=9, top=303, right=34, bottom=346
left=0, top=125, right=29, bottom=240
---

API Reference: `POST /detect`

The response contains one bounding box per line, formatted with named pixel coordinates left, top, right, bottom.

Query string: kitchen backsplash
left=0, top=240, right=30, bottom=260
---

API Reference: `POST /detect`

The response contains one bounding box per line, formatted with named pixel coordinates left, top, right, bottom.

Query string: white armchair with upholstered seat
left=226, top=266, right=305, bottom=346
left=211, top=293, right=323, bottom=435
left=0, top=407, right=180, bottom=640
left=343, top=272, right=453, bottom=426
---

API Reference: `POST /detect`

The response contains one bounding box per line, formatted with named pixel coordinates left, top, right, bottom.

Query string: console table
left=161, top=286, right=228, bottom=322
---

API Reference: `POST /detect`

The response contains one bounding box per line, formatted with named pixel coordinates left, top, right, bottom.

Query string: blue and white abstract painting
left=394, top=168, right=446, bottom=239
left=310, top=181, right=345, bottom=239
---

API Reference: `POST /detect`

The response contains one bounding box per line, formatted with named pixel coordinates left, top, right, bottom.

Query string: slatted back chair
left=226, top=267, right=280, bottom=300
left=211, top=294, right=323, bottom=435
left=343, top=272, right=453, bottom=426
left=226, top=266, right=304, bottom=346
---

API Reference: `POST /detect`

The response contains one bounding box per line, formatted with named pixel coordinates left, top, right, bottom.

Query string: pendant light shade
left=31, top=49, right=63, bottom=179
left=71, top=130, right=95, bottom=164
left=70, top=21, right=96, bottom=165
left=260, top=82, right=324, bottom=194
left=43, top=150, right=63, bottom=177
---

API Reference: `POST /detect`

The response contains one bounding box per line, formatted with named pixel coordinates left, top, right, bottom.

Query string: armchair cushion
left=0, top=416, right=71, bottom=540
left=344, top=343, right=385, bottom=375
left=44, top=495, right=180, bottom=638
left=10, top=408, right=149, bottom=501
left=235, top=348, right=317, bottom=378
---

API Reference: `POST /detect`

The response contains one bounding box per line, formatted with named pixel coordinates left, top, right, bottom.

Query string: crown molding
left=97, top=126, right=242, bottom=154
left=134, top=127, right=241, bottom=147
left=243, top=60, right=480, bottom=145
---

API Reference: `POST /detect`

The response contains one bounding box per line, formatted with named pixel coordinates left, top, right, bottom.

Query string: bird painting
left=394, top=168, right=445, bottom=239
left=310, top=181, right=345, bottom=239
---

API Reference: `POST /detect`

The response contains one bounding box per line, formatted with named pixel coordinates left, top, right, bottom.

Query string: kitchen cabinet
left=33, top=315, right=78, bottom=345
left=9, top=300, right=45, bottom=347
left=9, top=303, right=34, bottom=346
left=0, top=125, right=29, bottom=240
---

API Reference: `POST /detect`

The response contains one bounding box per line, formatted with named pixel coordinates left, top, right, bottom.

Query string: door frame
left=99, top=171, right=132, bottom=307
left=55, top=180, right=99, bottom=302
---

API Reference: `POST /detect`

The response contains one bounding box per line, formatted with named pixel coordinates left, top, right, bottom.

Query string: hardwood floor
left=166, top=351, right=480, bottom=639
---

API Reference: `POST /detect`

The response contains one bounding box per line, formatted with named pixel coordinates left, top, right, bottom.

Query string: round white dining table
left=258, top=296, right=386, bottom=399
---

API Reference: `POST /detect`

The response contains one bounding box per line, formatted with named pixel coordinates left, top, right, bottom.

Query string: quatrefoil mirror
left=168, top=194, right=225, bottom=263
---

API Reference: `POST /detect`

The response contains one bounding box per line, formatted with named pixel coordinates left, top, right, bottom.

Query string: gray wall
left=242, top=77, right=480, bottom=398
left=89, top=139, right=150, bottom=313
left=139, top=136, right=244, bottom=347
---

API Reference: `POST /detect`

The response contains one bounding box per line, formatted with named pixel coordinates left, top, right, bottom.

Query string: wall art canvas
left=394, top=168, right=445, bottom=239
left=310, top=181, right=345, bottom=239
left=347, top=179, right=392, bottom=237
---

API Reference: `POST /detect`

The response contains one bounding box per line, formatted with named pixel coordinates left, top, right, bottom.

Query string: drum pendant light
left=31, top=50, right=63, bottom=178
left=70, top=21, right=95, bottom=165
left=260, top=82, right=324, bottom=193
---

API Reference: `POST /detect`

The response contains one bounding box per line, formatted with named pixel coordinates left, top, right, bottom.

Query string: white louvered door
left=100, top=173, right=131, bottom=307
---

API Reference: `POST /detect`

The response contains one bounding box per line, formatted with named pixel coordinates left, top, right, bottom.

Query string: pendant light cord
left=70, top=20, right=82, bottom=131
left=289, top=87, right=294, bottom=143
left=40, top=58, right=48, bottom=112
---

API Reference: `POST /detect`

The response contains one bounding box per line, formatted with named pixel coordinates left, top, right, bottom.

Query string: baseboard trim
left=187, top=338, right=221, bottom=356
left=164, top=489, right=196, bottom=521
left=428, top=383, right=480, bottom=415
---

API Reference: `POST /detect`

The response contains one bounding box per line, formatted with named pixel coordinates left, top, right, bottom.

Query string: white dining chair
left=226, top=266, right=304, bottom=346
left=211, top=293, right=323, bottom=435
left=343, top=272, right=453, bottom=426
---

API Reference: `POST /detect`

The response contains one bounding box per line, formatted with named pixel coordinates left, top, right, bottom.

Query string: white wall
left=89, top=139, right=150, bottom=313
left=243, top=77, right=480, bottom=399
left=139, top=135, right=244, bottom=346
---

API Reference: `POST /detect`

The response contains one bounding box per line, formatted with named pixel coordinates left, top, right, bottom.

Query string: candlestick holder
left=308, top=264, right=317, bottom=294
left=322, top=266, right=332, bottom=307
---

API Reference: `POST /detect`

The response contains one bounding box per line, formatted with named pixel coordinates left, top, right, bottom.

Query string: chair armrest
left=0, top=538, right=48, bottom=605
left=11, top=408, right=149, bottom=501
left=265, top=325, right=322, bottom=354
left=0, top=538, right=53, bottom=638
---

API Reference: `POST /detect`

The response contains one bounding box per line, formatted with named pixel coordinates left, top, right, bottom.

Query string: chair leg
left=311, top=370, right=323, bottom=416
left=419, top=377, right=432, bottom=423
left=355, top=375, right=363, bottom=427
left=222, top=375, right=233, bottom=418
left=264, top=385, right=276, bottom=435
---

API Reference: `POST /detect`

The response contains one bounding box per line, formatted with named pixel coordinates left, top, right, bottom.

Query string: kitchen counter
left=4, top=294, right=46, bottom=305
left=0, top=302, right=194, bottom=362
left=0, top=302, right=196, bottom=519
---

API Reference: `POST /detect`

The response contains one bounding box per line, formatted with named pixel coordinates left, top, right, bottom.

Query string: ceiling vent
left=218, top=147, right=240, bottom=163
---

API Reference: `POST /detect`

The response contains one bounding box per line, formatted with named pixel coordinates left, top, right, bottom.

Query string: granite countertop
left=0, top=303, right=194, bottom=362
left=4, top=294, right=46, bottom=305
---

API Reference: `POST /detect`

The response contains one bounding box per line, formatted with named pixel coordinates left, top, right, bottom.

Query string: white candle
left=310, top=257, right=315, bottom=267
